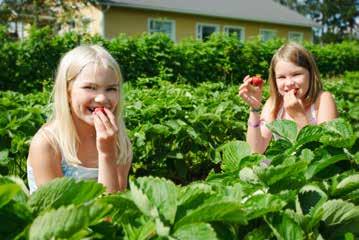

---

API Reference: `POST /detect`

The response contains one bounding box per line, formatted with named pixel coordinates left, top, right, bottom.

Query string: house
left=80, top=0, right=320, bottom=42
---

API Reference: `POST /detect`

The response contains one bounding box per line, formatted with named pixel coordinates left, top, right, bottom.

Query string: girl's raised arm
left=246, top=100, right=273, bottom=154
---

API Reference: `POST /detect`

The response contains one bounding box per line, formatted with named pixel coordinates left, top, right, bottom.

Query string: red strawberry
left=94, top=107, right=105, bottom=114
left=251, top=76, right=263, bottom=86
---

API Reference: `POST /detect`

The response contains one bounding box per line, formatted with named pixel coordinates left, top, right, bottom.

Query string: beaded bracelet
left=248, top=120, right=261, bottom=128
left=250, top=107, right=261, bottom=113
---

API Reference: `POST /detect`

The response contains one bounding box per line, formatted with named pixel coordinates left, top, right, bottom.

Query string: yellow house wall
left=79, top=5, right=103, bottom=34
left=101, top=7, right=312, bottom=42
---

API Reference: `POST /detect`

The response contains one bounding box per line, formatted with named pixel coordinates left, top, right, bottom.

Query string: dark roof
left=101, top=0, right=320, bottom=28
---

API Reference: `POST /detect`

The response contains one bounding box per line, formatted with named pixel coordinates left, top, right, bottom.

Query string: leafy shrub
left=0, top=73, right=358, bottom=184
left=0, top=119, right=358, bottom=239
left=0, top=27, right=358, bottom=92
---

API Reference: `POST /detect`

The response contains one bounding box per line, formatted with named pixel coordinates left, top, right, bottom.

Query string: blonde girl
left=238, top=42, right=337, bottom=154
left=27, top=45, right=132, bottom=193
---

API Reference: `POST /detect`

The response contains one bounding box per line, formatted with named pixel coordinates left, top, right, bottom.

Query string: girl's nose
left=94, top=93, right=107, bottom=103
left=286, top=77, right=295, bottom=86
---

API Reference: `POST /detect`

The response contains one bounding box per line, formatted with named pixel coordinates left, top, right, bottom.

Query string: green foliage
left=1, top=72, right=358, bottom=184
left=0, top=91, right=49, bottom=178
left=0, top=28, right=358, bottom=92
left=125, top=80, right=248, bottom=184
left=1, top=118, right=358, bottom=239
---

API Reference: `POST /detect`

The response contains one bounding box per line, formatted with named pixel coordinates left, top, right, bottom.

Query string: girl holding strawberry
left=27, top=45, right=132, bottom=193
left=238, top=42, right=337, bottom=154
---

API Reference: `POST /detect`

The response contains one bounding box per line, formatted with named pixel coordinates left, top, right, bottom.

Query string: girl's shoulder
left=29, top=123, right=61, bottom=160
left=313, top=91, right=338, bottom=122
left=314, top=91, right=336, bottom=110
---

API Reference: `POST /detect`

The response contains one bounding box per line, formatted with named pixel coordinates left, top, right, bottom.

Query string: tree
left=0, top=0, right=99, bottom=38
left=274, top=0, right=359, bottom=43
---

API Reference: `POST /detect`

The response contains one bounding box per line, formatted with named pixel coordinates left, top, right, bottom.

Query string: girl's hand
left=238, top=75, right=263, bottom=109
left=283, top=89, right=306, bottom=120
left=93, top=108, right=118, bottom=159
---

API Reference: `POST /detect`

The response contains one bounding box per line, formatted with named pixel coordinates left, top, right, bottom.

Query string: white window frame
left=8, top=21, right=25, bottom=39
left=259, top=28, right=277, bottom=42
left=223, top=25, right=245, bottom=42
left=196, top=23, right=220, bottom=40
left=147, top=18, right=176, bottom=41
left=288, top=31, right=304, bottom=43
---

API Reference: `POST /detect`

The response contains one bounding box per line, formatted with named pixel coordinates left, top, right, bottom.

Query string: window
left=288, top=31, right=304, bottom=43
left=148, top=18, right=176, bottom=41
left=224, top=25, right=245, bottom=41
left=196, top=23, right=220, bottom=40
left=260, top=29, right=277, bottom=42
left=8, top=21, right=25, bottom=39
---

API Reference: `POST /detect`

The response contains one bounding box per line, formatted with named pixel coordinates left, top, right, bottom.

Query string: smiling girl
left=27, top=45, right=132, bottom=193
left=238, top=42, right=337, bottom=154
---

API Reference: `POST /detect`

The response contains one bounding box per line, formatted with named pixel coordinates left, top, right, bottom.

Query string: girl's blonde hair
left=267, top=42, right=323, bottom=121
left=48, top=45, right=132, bottom=165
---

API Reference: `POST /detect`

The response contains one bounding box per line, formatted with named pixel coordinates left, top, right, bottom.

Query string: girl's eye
left=107, top=87, right=118, bottom=91
left=83, top=86, right=95, bottom=90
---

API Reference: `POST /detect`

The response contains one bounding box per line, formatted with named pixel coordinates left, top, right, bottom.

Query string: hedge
left=0, top=26, right=358, bottom=92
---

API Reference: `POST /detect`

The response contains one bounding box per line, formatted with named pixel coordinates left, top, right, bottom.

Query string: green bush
left=1, top=118, right=358, bottom=239
left=0, top=27, right=358, bottom=92
left=0, top=73, right=358, bottom=184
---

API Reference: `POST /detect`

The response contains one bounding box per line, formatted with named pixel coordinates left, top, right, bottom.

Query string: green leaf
left=28, top=178, right=105, bottom=215
left=334, top=174, right=359, bottom=197
left=98, top=194, right=141, bottom=224
left=305, top=154, right=348, bottom=180
left=243, top=225, right=272, bottom=240
left=320, top=118, right=356, bottom=148
left=0, top=183, right=20, bottom=208
left=136, top=176, right=178, bottom=224
left=122, top=220, right=156, bottom=240
left=0, top=149, right=9, bottom=165
left=215, top=140, right=251, bottom=171
left=174, top=200, right=247, bottom=230
left=243, top=194, right=287, bottom=221
left=239, top=167, right=259, bottom=183
left=296, top=184, right=327, bottom=215
left=129, top=180, right=159, bottom=219
left=176, top=182, right=213, bottom=221
left=300, top=149, right=315, bottom=162
left=0, top=176, right=29, bottom=203
left=29, top=202, right=112, bottom=240
left=173, top=223, right=218, bottom=240
left=256, top=160, right=308, bottom=186
left=266, top=120, right=297, bottom=144
left=265, top=211, right=304, bottom=240
left=295, top=124, right=325, bottom=147
left=321, top=199, right=359, bottom=225
left=265, top=139, right=292, bottom=161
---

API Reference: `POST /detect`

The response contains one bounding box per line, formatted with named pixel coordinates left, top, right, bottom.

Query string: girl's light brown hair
left=267, top=42, right=322, bottom=120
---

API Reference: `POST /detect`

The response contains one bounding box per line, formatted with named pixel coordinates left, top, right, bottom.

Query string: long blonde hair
left=48, top=45, right=132, bottom=165
left=267, top=42, right=322, bottom=121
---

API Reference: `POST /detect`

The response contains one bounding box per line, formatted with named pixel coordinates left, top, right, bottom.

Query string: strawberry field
left=0, top=30, right=359, bottom=239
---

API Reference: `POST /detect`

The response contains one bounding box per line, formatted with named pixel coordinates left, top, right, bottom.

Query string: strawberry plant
left=0, top=118, right=358, bottom=239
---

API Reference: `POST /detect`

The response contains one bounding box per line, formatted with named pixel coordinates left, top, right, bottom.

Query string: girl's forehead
left=75, top=63, right=119, bottom=85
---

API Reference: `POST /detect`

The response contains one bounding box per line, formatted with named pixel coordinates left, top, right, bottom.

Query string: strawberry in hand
left=94, top=107, right=106, bottom=115
left=250, top=76, right=264, bottom=87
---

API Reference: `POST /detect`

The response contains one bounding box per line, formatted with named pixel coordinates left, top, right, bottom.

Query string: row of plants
left=1, top=26, right=358, bottom=92
left=0, top=72, right=358, bottom=185
left=1, top=118, right=358, bottom=239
